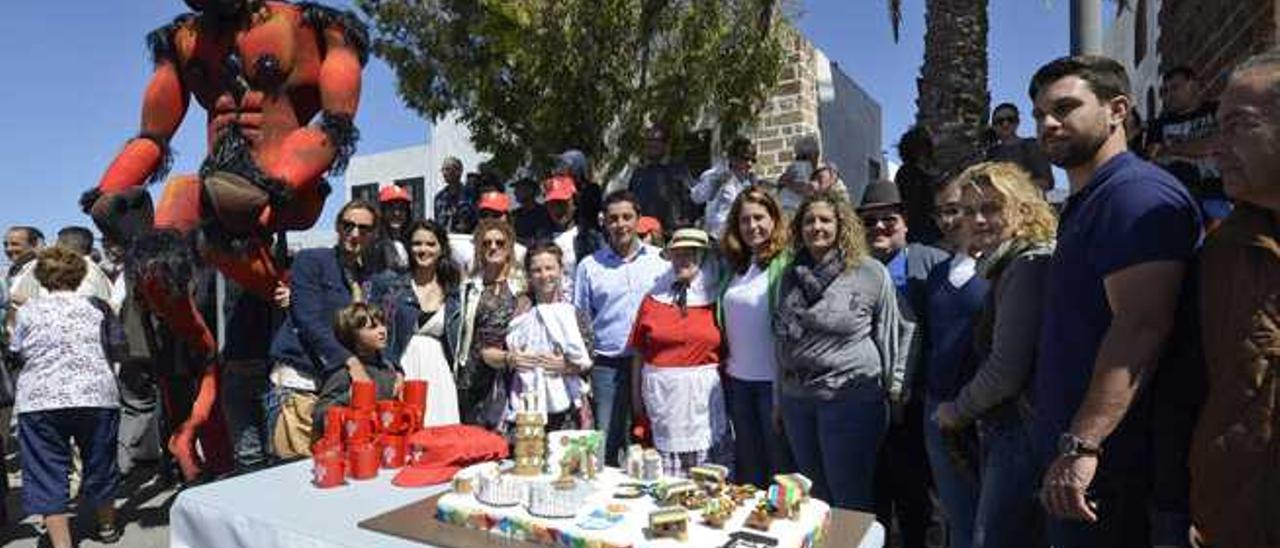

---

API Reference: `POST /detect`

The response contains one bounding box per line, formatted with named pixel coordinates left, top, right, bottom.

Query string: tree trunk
left=916, top=0, right=989, bottom=173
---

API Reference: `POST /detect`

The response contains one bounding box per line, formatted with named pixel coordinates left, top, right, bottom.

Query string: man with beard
left=1029, top=56, right=1201, bottom=548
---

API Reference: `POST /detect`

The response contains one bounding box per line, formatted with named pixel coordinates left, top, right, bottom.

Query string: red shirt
left=627, top=295, right=723, bottom=367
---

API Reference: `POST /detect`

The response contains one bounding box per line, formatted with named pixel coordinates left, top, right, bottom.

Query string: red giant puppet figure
left=81, top=0, right=366, bottom=480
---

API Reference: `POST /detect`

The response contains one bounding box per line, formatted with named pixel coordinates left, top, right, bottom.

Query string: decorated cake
left=436, top=462, right=831, bottom=548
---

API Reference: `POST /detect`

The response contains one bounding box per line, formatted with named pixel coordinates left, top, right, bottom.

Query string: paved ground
left=0, top=454, right=178, bottom=548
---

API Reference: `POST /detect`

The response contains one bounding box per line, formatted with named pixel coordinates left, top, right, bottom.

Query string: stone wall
left=1159, top=0, right=1278, bottom=96
left=750, top=29, right=822, bottom=181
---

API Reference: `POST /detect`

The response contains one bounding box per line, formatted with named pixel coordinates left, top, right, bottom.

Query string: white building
left=1104, top=0, right=1164, bottom=125
left=343, top=112, right=490, bottom=221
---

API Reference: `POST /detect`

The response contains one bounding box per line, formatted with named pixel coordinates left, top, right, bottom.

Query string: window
left=351, top=182, right=378, bottom=204
left=396, top=177, right=427, bottom=221
left=1134, top=0, right=1148, bottom=65
left=868, top=159, right=882, bottom=184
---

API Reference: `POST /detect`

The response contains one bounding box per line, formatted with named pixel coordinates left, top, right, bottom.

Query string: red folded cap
left=543, top=175, right=577, bottom=202
left=378, top=185, right=412, bottom=204
left=477, top=191, right=511, bottom=213
left=392, top=424, right=509, bottom=487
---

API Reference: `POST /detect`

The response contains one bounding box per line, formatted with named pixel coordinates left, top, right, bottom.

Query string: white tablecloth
left=170, top=459, right=885, bottom=548
left=170, top=460, right=447, bottom=548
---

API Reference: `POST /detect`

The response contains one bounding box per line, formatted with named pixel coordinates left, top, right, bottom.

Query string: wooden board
left=359, top=494, right=877, bottom=547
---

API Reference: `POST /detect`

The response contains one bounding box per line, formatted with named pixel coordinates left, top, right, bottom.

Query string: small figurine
left=729, top=484, right=759, bottom=505
left=656, top=480, right=699, bottom=507
left=690, top=464, right=729, bottom=494
left=701, top=495, right=735, bottom=528
left=648, top=507, right=690, bottom=541
left=744, top=499, right=773, bottom=532
left=642, top=449, right=662, bottom=481
left=766, top=473, right=812, bottom=519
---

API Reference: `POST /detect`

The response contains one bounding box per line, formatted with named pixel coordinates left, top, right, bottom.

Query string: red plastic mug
left=324, top=406, right=349, bottom=443
left=402, top=380, right=428, bottom=411
left=350, top=379, right=377, bottom=411
left=347, top=440, right=380, bottom=480
left=312, top=439, right=346, bottom=488
left=379, top=434, right=406, bottom=469
left=376, top=400, right=417, bottom=434
left=344, top=409, right=378, bottom=443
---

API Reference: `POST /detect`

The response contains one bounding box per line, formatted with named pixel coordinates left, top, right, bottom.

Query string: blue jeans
left=973, top=414, right=1039, bottom=548
left=923, top=397, right=979, bottom=548
left=18, top=408, right=120, bottom=515
left=726, top=377, right=795, bottom=488
left=780, top=389, right=887, bottom=511
left=591, top=356, right=631, bottom=466
left=222, top=360, right=271, bottom=471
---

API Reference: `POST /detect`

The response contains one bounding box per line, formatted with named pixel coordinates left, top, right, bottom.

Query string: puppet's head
left=184, top=0, right=249, bottom=18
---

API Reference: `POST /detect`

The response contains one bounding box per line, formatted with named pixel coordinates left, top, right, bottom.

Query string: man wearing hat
left=511, top=177, right=553, bottom=247
left=433, top=156, right=477, bottom=234
left=859, top=179, right=948, bottom=548
left=378, top=185, right=413, bottom=272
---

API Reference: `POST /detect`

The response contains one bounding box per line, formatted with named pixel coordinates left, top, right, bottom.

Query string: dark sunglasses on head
left=340, top=220, right=376, bottom=234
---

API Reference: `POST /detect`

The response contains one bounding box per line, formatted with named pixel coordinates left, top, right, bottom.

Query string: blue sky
left=0, top=0, right=1072, bottom=244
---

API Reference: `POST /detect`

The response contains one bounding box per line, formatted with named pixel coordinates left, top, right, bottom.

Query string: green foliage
left=358, top=0, right=788, bottom=178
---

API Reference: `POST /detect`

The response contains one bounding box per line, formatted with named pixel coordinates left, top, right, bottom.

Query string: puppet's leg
left=136, top=175, right=232, bottom=481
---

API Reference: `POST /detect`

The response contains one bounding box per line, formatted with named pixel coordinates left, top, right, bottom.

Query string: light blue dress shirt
left=573, top=240, right=668, bottom=358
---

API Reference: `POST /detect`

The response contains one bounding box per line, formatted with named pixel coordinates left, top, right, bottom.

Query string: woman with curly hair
left=773, top=190, right=904, bottom=511
left=932, top=161, right=1057, bottom=547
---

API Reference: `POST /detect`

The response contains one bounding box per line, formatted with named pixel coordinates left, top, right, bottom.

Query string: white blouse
left=9, top=293, right=120, bottom=414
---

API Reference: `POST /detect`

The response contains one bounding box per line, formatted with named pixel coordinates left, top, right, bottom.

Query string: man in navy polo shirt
left=1028, top=56, right=1202, bottom=547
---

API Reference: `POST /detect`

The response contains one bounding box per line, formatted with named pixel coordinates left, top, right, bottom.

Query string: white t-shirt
left=722, top=263, right=777, bottom=382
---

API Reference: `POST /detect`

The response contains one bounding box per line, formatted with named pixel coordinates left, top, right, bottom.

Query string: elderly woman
left=9, top=246, right=124, bottom=547
left=456, top=218, right=525, bottom=428
left=716, top=186, right=797, bottom=488
left=932, top=162, right=1056, bottom=547
left=371, top=219, right=464, bottom=427
left=774, top=190, right=903, bottom=511
left=629, top=228, right=727, bottom=477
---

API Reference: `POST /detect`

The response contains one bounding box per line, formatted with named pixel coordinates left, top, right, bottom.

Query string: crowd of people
left=1, top=50, right=1278, bottom=548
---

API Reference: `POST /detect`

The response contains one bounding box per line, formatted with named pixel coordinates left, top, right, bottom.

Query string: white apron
left=641, top=364, right=727, bottom=454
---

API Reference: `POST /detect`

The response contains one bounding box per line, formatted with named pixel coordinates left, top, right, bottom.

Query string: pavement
left=0, top=454, right=179, bottom=548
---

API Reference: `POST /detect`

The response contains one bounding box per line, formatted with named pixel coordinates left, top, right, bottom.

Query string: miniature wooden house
left=649, top=507, right=690, bottom=541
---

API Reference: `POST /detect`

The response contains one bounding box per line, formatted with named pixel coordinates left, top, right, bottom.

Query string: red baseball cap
left=378, top=185, right=412, bottom=204
left=543, top=175, right=577, bottom=202
left=477, top=191, right=511, bottom=213
left=636, top=216, right=662, bottom=237
left=392, top=424, right=509, bottom=487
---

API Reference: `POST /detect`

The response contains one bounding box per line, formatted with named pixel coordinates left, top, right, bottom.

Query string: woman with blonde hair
left=773, top=190, right=904, bottom=511
left=716, top=186, right=796, bottom=488
left=932, top=161, right=1056, bottom=547
left=456, top=218, right=525, bottom=428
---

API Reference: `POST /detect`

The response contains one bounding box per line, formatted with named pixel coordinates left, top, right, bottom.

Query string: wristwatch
left=1058, top=433, right=1102, bottom=457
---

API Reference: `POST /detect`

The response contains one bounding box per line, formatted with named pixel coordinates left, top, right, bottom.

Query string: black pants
left=874, top=398, right=935, bottom=548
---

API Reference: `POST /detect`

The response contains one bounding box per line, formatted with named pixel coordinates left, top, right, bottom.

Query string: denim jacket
left=367, top=271, right=462, bottom=370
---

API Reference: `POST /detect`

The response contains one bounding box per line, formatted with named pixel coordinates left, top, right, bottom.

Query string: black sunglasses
left=340, top=220, right=376, bottom=234
left=993, top=116, right=1018, bottom=125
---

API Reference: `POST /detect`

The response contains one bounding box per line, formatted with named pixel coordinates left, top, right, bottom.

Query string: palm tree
left=891, top=0, right=990, bottom=173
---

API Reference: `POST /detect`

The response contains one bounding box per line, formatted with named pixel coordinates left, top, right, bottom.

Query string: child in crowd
left=311, top=303, right=403, bottom=438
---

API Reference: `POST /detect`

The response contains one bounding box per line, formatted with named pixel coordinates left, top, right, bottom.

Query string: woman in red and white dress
left=627, top=228, right=728, bottom=478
